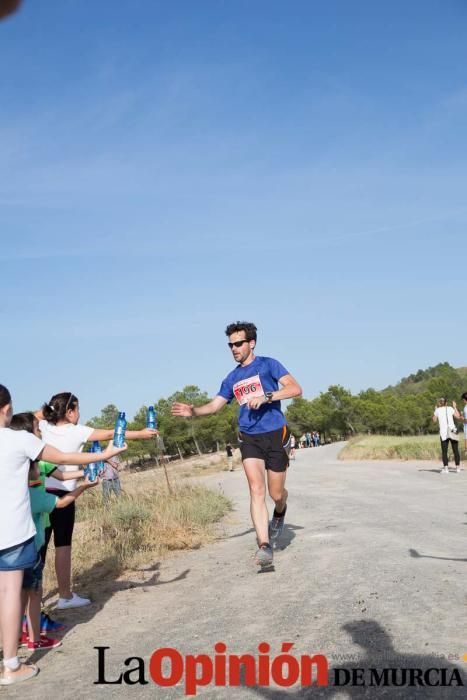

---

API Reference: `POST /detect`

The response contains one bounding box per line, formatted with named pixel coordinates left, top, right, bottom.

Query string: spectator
left=226, top=442, right=234, bottom=471
left=433, top=398, right=461, bottom=473
left=289, top=434, right=296, bottom=460
left=102, top=456, right=122, bottom=502
left=461, top=392, right=467, bottom=457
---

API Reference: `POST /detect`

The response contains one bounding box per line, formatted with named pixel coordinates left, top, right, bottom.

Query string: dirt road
left=9, top=444, right=467, bottom=698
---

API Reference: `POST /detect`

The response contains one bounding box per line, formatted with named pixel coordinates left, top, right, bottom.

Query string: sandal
left=0, top=663, right=39, bottom=685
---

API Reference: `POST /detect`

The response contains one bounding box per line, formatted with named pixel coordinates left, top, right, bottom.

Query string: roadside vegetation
left=44, top=464, right=233, bottom=594
left=339, top=434, right=445, bottom=461
left=87, top=363, right=467, bottom=464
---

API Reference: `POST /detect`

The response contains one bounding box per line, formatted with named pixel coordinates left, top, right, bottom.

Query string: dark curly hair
left=225, top=322, right=257, bottom=342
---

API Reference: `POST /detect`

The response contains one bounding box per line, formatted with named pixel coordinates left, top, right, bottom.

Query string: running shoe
left=255, top=543, right=273, bottom=567
left=27, top=637, right=62, bottom=651
left=441, top=467, right=449, bottom=474
left=269, top=504, right=287, bottom=541
left=40, top=611, right=65, bottom=634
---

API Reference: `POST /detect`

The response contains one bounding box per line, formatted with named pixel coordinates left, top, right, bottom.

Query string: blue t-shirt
left=218, top=356, right=289, bottom=434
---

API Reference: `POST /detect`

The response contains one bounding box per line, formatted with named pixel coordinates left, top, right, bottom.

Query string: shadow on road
left=247, top=619, right=466, bottom=699
left=28, top=558, right=189, bottom=667
left=274, top=523, right=304, bottom=552
left=409, top=548, right=467, bottom=563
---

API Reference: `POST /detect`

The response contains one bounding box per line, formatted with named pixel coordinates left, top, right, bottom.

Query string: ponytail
left=41, top=392, right=78, bottom=424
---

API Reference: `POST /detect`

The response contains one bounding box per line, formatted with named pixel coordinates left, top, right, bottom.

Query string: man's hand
left=247, top=396, right=267, bottom=410
left=171, top=402, right=194, bottom=417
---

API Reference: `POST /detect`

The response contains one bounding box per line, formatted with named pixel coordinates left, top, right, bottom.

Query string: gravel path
left=8, top=443, right=467, bottom=699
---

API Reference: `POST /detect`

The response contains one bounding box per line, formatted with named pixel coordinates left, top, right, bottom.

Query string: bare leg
left=267, top=470, right=288, bottom=514
left=55, top=546, right=72, bottom=599
left=0, top=570, right=23, bottom=659
left=242, top=458, right=269, bottom=545
left=26, top=586, right=42, bottom=642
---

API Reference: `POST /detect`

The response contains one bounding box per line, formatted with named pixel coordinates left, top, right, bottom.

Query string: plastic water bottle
left=113, top=411, right=127, bottom=448
left=85, top=441, right=105, bottom=482
left=84, top=463, right=98, bottom=482
left=91, top=440, right=105, bottom=476
left=147, top=406, right=157, bottom=430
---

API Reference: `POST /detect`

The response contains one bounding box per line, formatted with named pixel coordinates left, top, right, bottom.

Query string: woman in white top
left=35, top=391, right=156, bottom=609
left=0, top=384, right=126, bottom=686
left=461, top=391, right=467, bottom=454
left=432, top=398, right=461, bottom=474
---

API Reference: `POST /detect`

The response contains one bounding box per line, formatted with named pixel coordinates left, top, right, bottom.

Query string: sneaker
left=56, top=592, right=91, bottom=609
left=456, top=467, right=461, bottom=473
left=269, top=505, right=287, bottom=541
left=441, top=467, right=449, bottom=474
left=0, top=663, right=38, bottom=685
left=255, top=543, right=273, bottom=567
left=40, top=611, right=65, bottom=634
left=18, top=631, right=29, bottom=647
left=27, top=637, right=62, bottom=651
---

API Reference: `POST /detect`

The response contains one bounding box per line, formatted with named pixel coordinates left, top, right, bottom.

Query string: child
left=9, top=413, right=85, bottom=642
left=36, top=392, right=156, bottom=608
left=11, top=414, right=77, bottom=636
left=0, top=384, right=126, bottom=686
left=21, top=459, right=98, bottom=649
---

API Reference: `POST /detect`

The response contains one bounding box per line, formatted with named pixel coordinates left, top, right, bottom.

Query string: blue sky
left=2, top=0, right=467, bottom=421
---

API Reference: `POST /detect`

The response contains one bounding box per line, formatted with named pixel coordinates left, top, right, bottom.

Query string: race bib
left=233, top=374, right=265, bottom=406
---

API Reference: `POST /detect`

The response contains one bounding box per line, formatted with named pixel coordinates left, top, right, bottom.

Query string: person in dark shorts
left=172, top=322, right=302, bottom=567
left=226, top=442, right=234, bottom=471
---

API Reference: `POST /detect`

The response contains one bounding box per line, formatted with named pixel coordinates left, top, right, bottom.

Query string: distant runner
left=171, top=321, right=302, bottom=567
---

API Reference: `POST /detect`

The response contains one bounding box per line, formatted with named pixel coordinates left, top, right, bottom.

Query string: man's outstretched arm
left=172, top=395, right=228, bottom=418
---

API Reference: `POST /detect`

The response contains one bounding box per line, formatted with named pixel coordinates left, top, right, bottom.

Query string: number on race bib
left=233, top=375, right=265, bottom=406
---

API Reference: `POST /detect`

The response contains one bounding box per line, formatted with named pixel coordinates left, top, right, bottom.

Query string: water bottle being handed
left=113, top=411, right=127, bottom=448
left=91, top=440, right=105, bottom=476
left=84, top=442, right=100, bottom=483
left=146, top=405, right=157, bottom=430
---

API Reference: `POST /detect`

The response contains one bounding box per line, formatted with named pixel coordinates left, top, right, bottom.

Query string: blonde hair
left=437, top=397, right=447, bottom=407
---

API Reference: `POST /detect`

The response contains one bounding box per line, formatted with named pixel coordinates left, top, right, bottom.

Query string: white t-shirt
left=434, top=406, right=456, bottom=441
left=0, top=428, right=44, bottom=549
left=39, top=421, right=94, bottom=492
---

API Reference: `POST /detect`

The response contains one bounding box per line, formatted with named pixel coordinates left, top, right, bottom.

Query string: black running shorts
left=238, top=425, right=291, bottom=472
left=44, top=490, right=75, bottom=549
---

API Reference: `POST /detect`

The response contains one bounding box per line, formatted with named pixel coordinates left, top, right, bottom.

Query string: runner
left=171, top=321, right=302, bottom=567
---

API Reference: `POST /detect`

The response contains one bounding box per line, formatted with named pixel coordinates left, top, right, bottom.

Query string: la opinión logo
left=94, top=642, right=329, bottom=695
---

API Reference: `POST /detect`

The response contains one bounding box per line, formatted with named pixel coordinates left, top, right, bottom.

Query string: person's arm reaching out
left=39, top=441, right=126, bottom=466
left=172, top=396, right=227, bottom=418
left=88, top=427, right=157, bottom=441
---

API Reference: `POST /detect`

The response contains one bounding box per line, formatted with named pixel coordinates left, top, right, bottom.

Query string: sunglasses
left=228, top=340, right=250, bottom=349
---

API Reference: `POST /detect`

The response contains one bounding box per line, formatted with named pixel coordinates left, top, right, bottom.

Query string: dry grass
left=43, top=463, right=232, bottom=594
left=339, top=434, right=455, bottom=461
